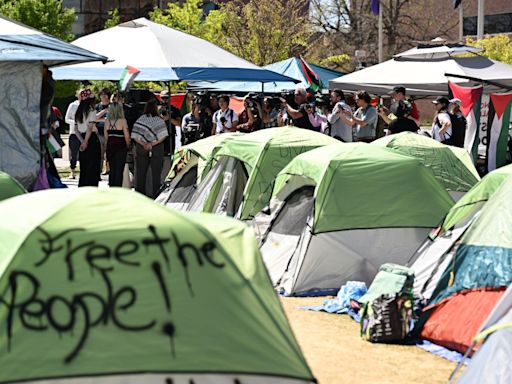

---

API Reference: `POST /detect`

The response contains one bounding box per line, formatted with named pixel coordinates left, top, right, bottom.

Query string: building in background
left=462, top=0, right=512, bottom=37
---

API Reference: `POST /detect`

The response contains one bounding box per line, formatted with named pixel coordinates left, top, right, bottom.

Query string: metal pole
left=477, top=0, right=485, bottom=40
left=459, top=5, right=464, bottom=42
left=378, top=0, right=383, bottom=63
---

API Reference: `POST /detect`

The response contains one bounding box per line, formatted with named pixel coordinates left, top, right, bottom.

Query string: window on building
left=464, top=13, right=512, bottom=36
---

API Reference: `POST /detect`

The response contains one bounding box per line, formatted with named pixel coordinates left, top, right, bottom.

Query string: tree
left=218, top=0, right=311, bottom=66
left=466, top=35, right=512, bottom=65
left=104, top=8, right=120, bottom=29
left=0, top=0, right=75, bottom=41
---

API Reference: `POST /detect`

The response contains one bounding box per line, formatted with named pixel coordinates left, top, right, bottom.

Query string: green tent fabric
left=0, top=188, right=313, bottom=383
left=203, top=127, right=337, bottom=220
left=372, top=132, right=480, bottom=193
left=441, top=163, right=512, bottom=232
left=272, top=143, right=454, bottom=233
left=428, top=176, right=512, bottom=306
left=165, top=132, right=243, bottom=183
left=0, top=170, right=26, bottom=201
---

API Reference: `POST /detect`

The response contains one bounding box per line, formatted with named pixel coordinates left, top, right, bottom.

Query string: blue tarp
left=188, top=57, right=344, bottom=93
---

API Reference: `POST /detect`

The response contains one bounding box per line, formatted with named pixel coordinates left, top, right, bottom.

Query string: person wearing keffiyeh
left=131, top=99, right=168, bottom=197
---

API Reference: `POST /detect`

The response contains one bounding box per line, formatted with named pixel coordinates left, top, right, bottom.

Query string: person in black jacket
left=386, top=100, right=419, bottom=135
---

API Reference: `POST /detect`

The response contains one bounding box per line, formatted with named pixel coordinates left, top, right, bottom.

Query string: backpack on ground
left=359, top=263, right=415, bottom=343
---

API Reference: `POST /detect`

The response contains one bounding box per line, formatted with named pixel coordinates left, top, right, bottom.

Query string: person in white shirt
left=431, top=96, right=452, bottom=143
left=212, top=95, right=238, bottom=135
left=64, top=89, right=83, bottom=179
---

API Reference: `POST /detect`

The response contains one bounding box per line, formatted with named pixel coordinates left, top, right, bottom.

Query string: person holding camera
left=328, top=89, right=353, bottom=142
left=212, top=95, right=238, bottom=135
left=181, top=101, right=202, bottom=145
left=285, top=88, right=316, bottom=130
left=261, top=97, right=280, bottom=129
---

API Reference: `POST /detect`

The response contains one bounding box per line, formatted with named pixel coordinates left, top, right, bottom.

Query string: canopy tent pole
left=378, top=0, right=383, bottom=63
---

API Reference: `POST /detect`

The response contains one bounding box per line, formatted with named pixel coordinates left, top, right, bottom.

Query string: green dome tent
left=187, top=127, right=337, bottom=219
left=372, top=132, right=480, bottom=200
left=0, top=188, right=314, bottom=384
left=418, top=176, right=512, bottom=354
left=253, top=143, right=454, bottom=295
left=155, top=133, right=243, bottom=210
left=0, top=170, right=26, bottom=201
left=409, top=163, right=512, bottom=301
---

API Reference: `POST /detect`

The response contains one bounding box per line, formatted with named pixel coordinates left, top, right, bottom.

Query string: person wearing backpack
left=448, top=98, right=467, bottom=148
left=431, top=96, right=452, bottom=144
left=212, top=95, right=238, bottom=135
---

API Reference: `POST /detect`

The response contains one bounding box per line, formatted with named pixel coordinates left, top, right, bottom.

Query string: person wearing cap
left=448, top=98, right=467, bottom=147
left=343, top=90, right=378, bottom=142
left=386, top=100, right=419, bottom=135
left=75, top=89, right=102, bottom=187
left=379, top=86, right=420, bottom=127
left=328, top=89, right=353, bottom=142
left=431, top=96, right=452, bottom=143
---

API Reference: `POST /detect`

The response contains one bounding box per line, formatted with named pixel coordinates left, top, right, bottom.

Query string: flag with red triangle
left=487, top=92, right=512, bottom=171
left=449, top=82, right=483, bottom=161
left=299, top=56, right=322, bottom=92
left=118, top=65, right=140, bottom=91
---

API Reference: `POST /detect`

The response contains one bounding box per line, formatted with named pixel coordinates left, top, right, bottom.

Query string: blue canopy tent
left=187, top=56, right=344, bottom=93
left=52, top=18, right=298, bottom=84
left=0, top=16, right=108, bottom=189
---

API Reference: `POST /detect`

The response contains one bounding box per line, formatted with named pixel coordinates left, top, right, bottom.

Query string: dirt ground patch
left=282, top=297, right=457, bottom=384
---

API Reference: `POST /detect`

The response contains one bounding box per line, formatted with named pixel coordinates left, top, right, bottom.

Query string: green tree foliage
left=150, top=0, right=225, bottom=41
left=0, top=0, right=75, bottom=41
left=466, top=35, right=512, bottom=65
left=219, top=0, right=311, bottom=66
left=104, top=8, right=120, bottom=29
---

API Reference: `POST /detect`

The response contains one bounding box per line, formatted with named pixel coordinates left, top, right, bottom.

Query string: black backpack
left=437, top=113, right=466, bottom=147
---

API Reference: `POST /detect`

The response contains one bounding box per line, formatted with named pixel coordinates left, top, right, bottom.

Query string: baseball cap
left=432, top=96, right=450, bottom=105
left=449, top=98, right=462, bottom=106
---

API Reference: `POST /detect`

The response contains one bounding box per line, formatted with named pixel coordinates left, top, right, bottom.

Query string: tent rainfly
left=52, top=18, right=298, bottom=83
left=408, top=163, right=512, bottom=302
left=253, top=143, right=454, bottom=295
left=186, top=127, right=338, bottom=219
left=0, top=188, right=314, bottom=384
left=0, top=170, right=26, bottom=201
left=418, top=176, right=512, bottom=354
left=156, top=133, right=243, bottom=210
left=372, top=132, right=480, bottom=200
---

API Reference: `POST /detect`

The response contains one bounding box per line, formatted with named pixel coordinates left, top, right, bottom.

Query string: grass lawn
left=282, top=297, right=459, bottom=384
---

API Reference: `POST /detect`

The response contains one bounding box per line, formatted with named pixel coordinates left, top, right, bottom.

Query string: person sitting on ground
left=431, top=96, right=452, bottom=144
left=386, top=100, right=419, bottom=135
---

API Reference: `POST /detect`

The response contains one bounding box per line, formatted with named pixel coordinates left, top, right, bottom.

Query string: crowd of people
left=62, top=84, right=467, bottom=197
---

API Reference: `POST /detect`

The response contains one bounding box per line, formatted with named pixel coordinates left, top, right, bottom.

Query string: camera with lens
left=193, top=91, right=211, bottom=109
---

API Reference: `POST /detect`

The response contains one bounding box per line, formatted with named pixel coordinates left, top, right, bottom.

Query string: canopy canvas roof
left=52, top=18, right=298, bottom=83
left=188, top=56, right=344, bottom=93
left=0, top=15, right=107, bottom=66
left=0, top=188, right=314, bottom=384
left=330, top=45, right=512, bottom=96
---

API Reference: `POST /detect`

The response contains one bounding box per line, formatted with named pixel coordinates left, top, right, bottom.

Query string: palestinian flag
left=299, top=56, right=322, bottom=92
left=46, top=135, right=61, bottom=154
left=118, top=65, right=140, bottom=91
left=487, top=92, right=512, bottom=171
left=449, top=82, right=483, bottom=161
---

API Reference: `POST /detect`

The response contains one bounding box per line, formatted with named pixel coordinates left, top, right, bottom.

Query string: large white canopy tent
left=0, top=15, right=107, bottom=188
left=52, top=17, right=298, bottom=83
left=329, top=42, right=512, bottom=96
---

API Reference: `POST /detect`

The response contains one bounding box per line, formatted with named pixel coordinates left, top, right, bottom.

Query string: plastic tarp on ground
left=372, top=132, right=480, bottom=196
left=52, top=18, right=298, bottom=83
left=0, top=170, right=26, bottom=201
left=329, top=54, right=512, bottom=96
left=0, top=188, right=314, bottom=384
left=419, top=176, right=512, bottom=354
left=256, top=143, right=454, bottom=295
left=188, top=57, right=344, bottom=93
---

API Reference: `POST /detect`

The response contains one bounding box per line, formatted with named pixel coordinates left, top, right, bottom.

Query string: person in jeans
left=131, top=100, right=168, bottom=197
left=97, top=102, right=130, bottom=187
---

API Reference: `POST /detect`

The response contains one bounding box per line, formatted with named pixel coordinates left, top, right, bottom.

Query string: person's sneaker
left=68, top=174, right=76, bottom=180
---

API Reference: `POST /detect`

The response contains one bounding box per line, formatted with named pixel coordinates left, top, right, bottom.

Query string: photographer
left=181, top=101, right=202, bottom=145
left=212, top=95, right=238, bottom=135
left=261, top=97, right=280, bottom=129
left=238, top=95, right=262, bottom=132
left=284, top=88, right=315, bottom=130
